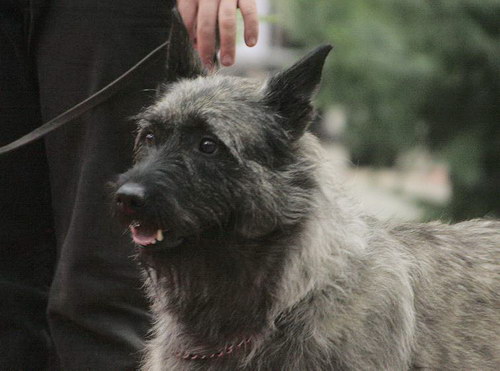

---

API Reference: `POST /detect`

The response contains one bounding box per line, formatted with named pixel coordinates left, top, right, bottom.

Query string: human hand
left=178, top=0, right=259, bottom=68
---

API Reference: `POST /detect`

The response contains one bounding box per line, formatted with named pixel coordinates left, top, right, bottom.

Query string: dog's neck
left=139, top=227, right=301, bottom=355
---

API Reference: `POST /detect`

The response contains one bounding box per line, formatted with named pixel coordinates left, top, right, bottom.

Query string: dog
left=112, top=10, right=500, bottom=371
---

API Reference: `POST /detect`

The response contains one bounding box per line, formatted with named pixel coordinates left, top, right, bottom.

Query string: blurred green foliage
left=275, top=0, right=500, bottom=220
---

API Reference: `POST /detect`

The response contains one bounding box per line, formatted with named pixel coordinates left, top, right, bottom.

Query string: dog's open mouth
left=129, top=222, right=184, bottom=249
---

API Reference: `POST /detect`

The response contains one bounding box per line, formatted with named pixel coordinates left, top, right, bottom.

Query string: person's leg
left=35, top=0, right=171, bottom=369
left=0, top=1, right=56, bottom=369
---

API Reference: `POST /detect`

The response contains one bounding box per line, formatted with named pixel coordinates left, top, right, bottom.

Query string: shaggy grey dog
left=113, top=8, right=500, bottom=371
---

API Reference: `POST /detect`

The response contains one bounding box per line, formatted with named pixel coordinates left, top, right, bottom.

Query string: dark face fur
left=111, top=45, right=332, bottom=346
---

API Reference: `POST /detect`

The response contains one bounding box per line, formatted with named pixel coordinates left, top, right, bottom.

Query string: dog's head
left=113, top=40, right=332, bottom=251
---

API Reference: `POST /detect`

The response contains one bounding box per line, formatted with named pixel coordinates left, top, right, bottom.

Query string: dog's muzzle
left=114, top=181, right=184, bottom=249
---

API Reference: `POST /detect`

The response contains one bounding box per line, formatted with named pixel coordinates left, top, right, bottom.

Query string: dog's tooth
left=157, top=229, right=164, bottom=242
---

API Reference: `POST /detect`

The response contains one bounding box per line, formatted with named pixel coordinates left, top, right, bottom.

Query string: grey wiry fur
left=113, top=23, right=500, bottom=370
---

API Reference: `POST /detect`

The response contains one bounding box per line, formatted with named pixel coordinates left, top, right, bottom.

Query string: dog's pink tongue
left=130, top=226, right=156, bottom=246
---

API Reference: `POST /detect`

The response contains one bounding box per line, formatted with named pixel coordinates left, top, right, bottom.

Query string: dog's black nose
left=115, top=183, right=146, bottom=215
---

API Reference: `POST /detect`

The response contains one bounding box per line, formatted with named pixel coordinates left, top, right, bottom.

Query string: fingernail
left=247, top=37, right=257, bottom=47
left=222, top=54, right=233, bottom=66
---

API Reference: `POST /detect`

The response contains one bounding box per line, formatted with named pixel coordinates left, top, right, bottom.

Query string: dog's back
left=389, top=219, right=500, bottom=370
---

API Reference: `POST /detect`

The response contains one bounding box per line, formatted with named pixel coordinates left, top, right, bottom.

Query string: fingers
left=218, top=0, right=237, bottom=66
left=178, top=0, right=259, bottom=68
left=197, top=0, right=219, bottom=69
left=178, top=0, right=197, bottom=40
left=238, top=0, right=259, bottom=47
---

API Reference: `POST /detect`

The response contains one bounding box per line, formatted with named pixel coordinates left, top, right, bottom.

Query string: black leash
left=0, top=40, right=169, bottom=155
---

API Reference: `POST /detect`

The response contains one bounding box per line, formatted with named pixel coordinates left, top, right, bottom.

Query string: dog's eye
left=199, top=138, right=217, bottom=154
left=144, top=132, right=155, bottom=145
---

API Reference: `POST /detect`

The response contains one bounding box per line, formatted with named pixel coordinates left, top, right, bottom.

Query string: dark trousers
left=0, top=0, right=171, bottom=369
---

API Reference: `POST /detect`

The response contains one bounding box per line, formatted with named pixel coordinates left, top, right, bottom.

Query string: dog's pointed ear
left=263, top=45, right=332, bottom=140
left=164, top=6, right=207, bottom=82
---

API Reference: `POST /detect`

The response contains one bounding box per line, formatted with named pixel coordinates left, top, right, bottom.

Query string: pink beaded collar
left=175, top=337, right=253, bottom=361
